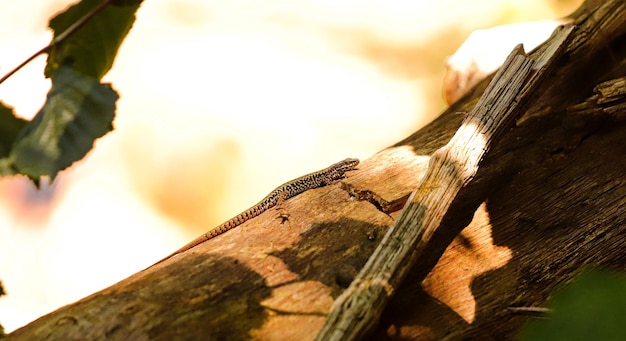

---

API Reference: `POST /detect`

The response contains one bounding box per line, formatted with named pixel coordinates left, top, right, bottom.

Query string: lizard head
left=330, top=158, right=360, bottom=174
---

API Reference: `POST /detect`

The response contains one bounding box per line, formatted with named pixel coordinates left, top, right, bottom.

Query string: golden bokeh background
left=0, top=0, right=580, bottom=332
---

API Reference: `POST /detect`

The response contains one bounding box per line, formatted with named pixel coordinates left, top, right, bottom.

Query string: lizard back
left=149, top=157, right=359, bottom=267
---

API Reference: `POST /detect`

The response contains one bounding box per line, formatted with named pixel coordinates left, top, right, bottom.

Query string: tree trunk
left=8, top=0, right=626, bottom=340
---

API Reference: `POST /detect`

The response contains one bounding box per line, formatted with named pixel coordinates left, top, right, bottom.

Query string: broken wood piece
left=315, top=25, right=576, bottom=341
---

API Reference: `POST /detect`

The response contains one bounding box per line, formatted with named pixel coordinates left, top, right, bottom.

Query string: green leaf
left=0, top=1, right=138, bottom=182
left=46, top=0, right=143, bottom=79
left=10, top=66, right=118, bottom=181
left=0, top=103, right=27, bottom=158
left=520, top=268, right=626, bottom=341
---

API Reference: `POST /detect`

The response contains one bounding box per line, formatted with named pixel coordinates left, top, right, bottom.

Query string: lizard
left=149, top=157, right=359, bottom=268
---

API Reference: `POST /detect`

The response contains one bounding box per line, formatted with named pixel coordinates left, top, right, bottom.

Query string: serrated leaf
left=10, top=66, right=118, bottom=181
left=520, top=269, right=626, bottom=341
left=0, top=102, right=27, bottom=158
left=46, top=0, right=143, bottom=79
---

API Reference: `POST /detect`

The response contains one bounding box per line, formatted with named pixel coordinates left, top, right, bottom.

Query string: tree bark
left=8, top=0, right=626, bottom=340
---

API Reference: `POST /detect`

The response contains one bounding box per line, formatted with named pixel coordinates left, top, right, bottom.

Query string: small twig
left=0, top=0, right=113, bottom=85
left=508, top=306, right=552, bottom=318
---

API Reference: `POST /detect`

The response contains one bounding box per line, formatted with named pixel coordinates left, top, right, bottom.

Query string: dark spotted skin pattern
left=150, top=158, right=359, bottom=267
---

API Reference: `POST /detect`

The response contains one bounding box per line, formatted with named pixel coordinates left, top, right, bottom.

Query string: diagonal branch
left=315, top=25, right=576, bottom=341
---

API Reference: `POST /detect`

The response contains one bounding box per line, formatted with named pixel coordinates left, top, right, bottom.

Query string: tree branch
left=315, top=25, right=575, bottom=341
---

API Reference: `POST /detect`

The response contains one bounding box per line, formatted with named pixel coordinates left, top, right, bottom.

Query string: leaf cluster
left=0, top=0, right=142, bottom=184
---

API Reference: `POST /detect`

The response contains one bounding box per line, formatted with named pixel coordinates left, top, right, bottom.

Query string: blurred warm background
left=0, top=0, right=580, bottom=333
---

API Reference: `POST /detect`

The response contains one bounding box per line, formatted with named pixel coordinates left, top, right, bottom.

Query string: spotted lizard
left=149, top=157, right=359, bottom=268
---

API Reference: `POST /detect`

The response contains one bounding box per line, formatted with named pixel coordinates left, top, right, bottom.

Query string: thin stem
left=0, top=46, right=49, bottom=85
left=0, top=0, right=113, bottom=85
